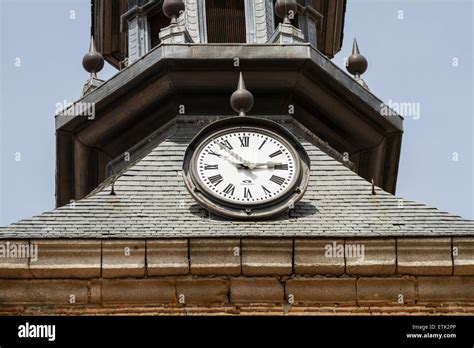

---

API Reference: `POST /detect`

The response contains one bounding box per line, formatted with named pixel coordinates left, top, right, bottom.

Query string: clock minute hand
left=215, top=141, right=252, bottom=167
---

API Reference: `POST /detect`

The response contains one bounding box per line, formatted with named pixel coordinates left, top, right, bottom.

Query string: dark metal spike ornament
left=163, top=0, right=185, bottom=25
left=346, top=38, right=369, bottom=89
left=275, top=0, right=298, bottom=25
left=230, top=73, right=254, bottom=117
left=352, top=38, right=360, bottom=55
left=346, top=38, right=368, bottom=77
left=82, top=36, right=104, bottom=78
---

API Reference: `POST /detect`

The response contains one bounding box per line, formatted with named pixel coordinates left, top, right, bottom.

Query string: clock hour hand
left=238, top=162, right=283, bottom=169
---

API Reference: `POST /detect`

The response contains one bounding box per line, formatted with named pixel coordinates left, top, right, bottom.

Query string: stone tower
left=0, top=0, right=473, bottom=315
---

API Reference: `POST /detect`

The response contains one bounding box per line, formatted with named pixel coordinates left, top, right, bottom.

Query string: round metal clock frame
left=183, top=117, right=311, bottom=220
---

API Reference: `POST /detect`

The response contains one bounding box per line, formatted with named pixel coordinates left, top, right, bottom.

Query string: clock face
left=183, top=117, right=310, bottom=220
left=192, top=127, right=299, bottom=206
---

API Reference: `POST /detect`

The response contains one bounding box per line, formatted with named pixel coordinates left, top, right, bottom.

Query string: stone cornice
left=1, top=237, right=472, bottom=279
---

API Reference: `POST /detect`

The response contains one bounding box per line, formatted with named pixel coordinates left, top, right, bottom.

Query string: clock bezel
left=183, top=117, right=311, bottom=220
left=191, top=126, right=301, bottom=207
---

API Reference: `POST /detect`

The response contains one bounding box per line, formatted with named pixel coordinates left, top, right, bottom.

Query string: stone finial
left=230, top=73, right=254, bottom=117
left=159, top=0, right=192, bottom=44
left=270, top=0, right=304, bottom=44
left=346, top=38, right=369, bottom=90
left=275, top=0, right=298, bottom=25
left=163, top=0, right=185, bottom=25
left=82, top=36, right=104, bottom=78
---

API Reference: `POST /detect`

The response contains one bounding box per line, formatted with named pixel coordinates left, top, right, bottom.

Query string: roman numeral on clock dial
left=220, top=140, right=233, bottom=150
left=208, top=150, right=221, bottom=157
left=269, top=150, right=282, bottom=158
left=239, top=136, right=250, bottom=147
left=270, top=175, right=285, bottom=186
left=274, top=164, right=288, bottom=170
left=223, top=184, right=235, bottom=196
left=204, top=164, right=218, bottom=170
left=262, top=186, right=272, bottom=195
left=208, top=174, right=223, bottom=186
left=244, top=187, right=252, bottom=199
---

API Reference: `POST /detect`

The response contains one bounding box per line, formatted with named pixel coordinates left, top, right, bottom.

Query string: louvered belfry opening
left=206, top=0, right=246, bottom=43
left=149, top=9, right=169, bottom=48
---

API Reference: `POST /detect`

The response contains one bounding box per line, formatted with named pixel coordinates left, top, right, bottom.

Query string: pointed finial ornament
left=346, top=38, right=369, bottom=89
left=353, top=38, right=360, bottom=54
left=82, top=36, right=104, bottom=78
left=275, top=0, right=298, bottom=25
left=230, top=73, right=254, bottom=117
left=163, top=0, right=185, bottom=25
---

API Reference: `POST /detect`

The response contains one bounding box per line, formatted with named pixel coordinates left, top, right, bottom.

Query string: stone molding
left=397, top=238, right=452, bottom=275
left=1, top=237, right=472, bottom=308
left=453, top=238, right=474, bottom=275
left=0, top=237, right=471, bottom=279
left=241, top=239, right=293, bottom=276
left=269, top=23, right=305, bottom=44
left=190, top=239, right=240, bottom=275
left=147, top=240, right=189, bottom=276
left=1, top=276, right=472, bottom=307
left=102, top=240, right=146, bottom=278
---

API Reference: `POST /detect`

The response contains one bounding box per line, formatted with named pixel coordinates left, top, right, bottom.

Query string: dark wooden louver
left=206, top=0, right=246, bottom=43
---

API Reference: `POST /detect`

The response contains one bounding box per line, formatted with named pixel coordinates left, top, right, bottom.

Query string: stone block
left=453, top=238, right=474, bottom=275
left=159, top=25, right=193, bottom=44
left=230, top=277, right=284, bottom=303
left=294, top=239, right=344, bottom=275
left=147, top=240, right=189, bottom=276
left=89, top=280, right=102, bottom=304
left=242, top=239, right=292, bottom=276
left=0, top=240, right=32, bottom=278
left=190, top=239, right=240, bottom=275
left=176, top=278, right=229, bottom=304
left=417, top=276, right=474, bottom=303
left=397, top=238, right=452, bottom=275
left=346, top=238, right=396, bottom=275
left=29, top=240, right=101, bottom=278
left=0, top=280, right=89, bottom=305
left=285, top=278, right=357, bottom=305
left=357, top=277, right=415, bottom=305
left=102, top=240, right=145, bottom=278
left=101, top=279, right=176, bottom=304
left=269, top=23, right=305, bottom=44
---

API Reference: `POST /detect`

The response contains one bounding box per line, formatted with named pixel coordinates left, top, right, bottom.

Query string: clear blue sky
left=0, top=0, right=472, bottom=226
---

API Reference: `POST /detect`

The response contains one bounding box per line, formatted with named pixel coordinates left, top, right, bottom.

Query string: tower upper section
left=92, top=0, right=346, bottom=68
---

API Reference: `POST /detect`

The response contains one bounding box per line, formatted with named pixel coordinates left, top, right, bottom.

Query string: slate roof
left=1, top=116, right=473, bottom=239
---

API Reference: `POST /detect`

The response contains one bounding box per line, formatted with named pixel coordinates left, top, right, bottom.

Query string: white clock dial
left=195, top=130, right=297, bottom=205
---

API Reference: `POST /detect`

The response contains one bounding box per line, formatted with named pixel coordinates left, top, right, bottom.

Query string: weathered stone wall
left=0, top=237, right=473, bottom=314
